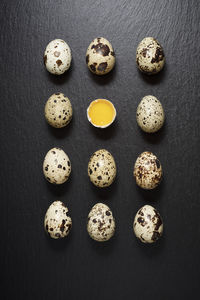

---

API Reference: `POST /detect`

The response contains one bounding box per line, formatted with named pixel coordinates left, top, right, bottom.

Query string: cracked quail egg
left=86, top=37, right=115, bottom=75
left=44, top=201, right=72, bottom=239
left=136, top=95, right=165, bottom=133
left=87, top=98, right=116, bottom=128
left=44, top=39, right=72, bottom=75
left=136, top=37, right=165, bottom=74
left=44, top=93, right=73, bottom=128
left=133, top=151, right=162, bottom=189
left=87, top=203, right=115, bottom=242
left=133, top=205, right=163, bottom=243
left=88, top=149, right=116, bottom=188
left=43, top=147, right=71, bottom=184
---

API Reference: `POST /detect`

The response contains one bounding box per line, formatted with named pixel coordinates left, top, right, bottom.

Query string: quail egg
left=43, top=147, right=71, bottom=184
left=133, top=151, right=162, bottom=189
left=44, top=93, right=73, bottom=128
left=44, top=201, right=72, bottom=239
left=86, top=37, right=115, bottom=75
left=136, top=37, right=165, bottom=74
left=88, top=149, right=116, bottom=187
left=133, top=205, right=163, bottom=243
left=87, top=99, right=116, bottom=128
left=136, top=95, right=165, bottom=133
left=87, top=203, right=115, bottom=242
left=44, top=39, right=72, bottom=75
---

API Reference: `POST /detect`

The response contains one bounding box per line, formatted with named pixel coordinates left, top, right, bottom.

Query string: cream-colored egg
left=136, top=37, right=165, bottom=74
left=44, top=201, right=72, bottom=239
left=44, top=93, right=73, bottom=128
left=133, top=151, right=162, bottom=189
left=44, top=39, right=71, bottom=75
left=133, top=205, right=163, bottom=243
left=43, top=147, right=71, bottom=184
left=136, top=95, right=165, bottom=133
left=86, top=37, right=115, bottom=75
left=88, top=149, right=116, bottom=187
left=87, top=203, right=115, bottom=242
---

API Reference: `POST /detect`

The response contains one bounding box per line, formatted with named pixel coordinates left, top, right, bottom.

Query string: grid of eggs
left=43, top=37, right=166, bottom=243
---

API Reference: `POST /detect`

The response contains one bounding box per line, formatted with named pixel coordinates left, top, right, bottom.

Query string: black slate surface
left=1, top=1, right=200, bottom=299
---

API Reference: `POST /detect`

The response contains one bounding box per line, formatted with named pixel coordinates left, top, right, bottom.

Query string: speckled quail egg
left=133, top=205, right=163, bottom=243
left=87, top=203, right=115, bottom=242
left=44, top=39, right=72, bottom=75
left=43, top=147, right=71, bottom=184
left=133, top=151, right=162, bottom=189
left=136, top=95, right=165, bottom=133
left=44, top=201, right=72, bottom=239
left=86, top=37, right=115, bottom=75
left=136, top=37, right=165, bottom=74
left=44, top=93, right=73, bottom=128
left=88, top=149, right=116, bottom=188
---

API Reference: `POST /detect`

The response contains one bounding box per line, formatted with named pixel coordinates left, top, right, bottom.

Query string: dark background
left=1, top=0, right=200, bottom=299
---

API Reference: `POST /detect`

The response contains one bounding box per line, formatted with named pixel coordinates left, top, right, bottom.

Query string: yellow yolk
left=88, top=99, right=115, bottom=127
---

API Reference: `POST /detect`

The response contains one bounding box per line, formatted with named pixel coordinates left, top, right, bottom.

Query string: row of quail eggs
left=43, top=148, right=162, bottom=190
left=44, top=200, right=163, bottom=244
left=44, top=91, right=165, bottom=134
left=43, top=147, right=163, bottom=243
left=43, top=36, right=165, bottom=76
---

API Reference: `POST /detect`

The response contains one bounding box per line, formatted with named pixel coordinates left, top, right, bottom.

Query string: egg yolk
left=88, top=99, right=115, bottom=126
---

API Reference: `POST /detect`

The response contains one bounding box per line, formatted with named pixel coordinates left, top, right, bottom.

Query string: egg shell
left=86, top=37, right=115, bottom=75
left=133, top=205, right=163, bottom=243
left=43, top=147, right=71, bottom=184
left=44, top=201, right=72, bottom=239
left=88, top=149, right=116, bottom=188
left=136, top=37, right=165, bottom=75
left=45, top=93, right=73, bottom=128
left=87, top=99, right=116, bottom=129
left=44, top=39, right=71, bottom=75
left=87, top=203, right=115, bottom=242
left=133, top=151, right=162, bottom=189
left=136, top=95, right=165, bottom=133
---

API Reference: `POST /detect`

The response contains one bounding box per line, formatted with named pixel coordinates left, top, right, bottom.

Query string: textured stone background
left=1, top=1, right=200, bottom=299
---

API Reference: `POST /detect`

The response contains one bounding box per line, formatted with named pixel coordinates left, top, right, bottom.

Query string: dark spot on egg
left=56, top=59, right=62, bottom=66
left=97, top=62, right=108, bottom=71
left=151, top=47, right=164, bottom=63
left=90, top=64, right=96, bottom=72
left=92, top=43, right=110, bottom=56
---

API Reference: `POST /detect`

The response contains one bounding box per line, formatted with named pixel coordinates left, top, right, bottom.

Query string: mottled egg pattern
left=134, top=151, right=162, bottom=189
left=87, top=203, right=115, bottom=242
left=86, top=37, right=115, bottom=75
left=133, top=205, right=163, bottom=243
left=88, top=149, right=116, bottom=188
left=43, top=147, right=71, bottom=184
left=136, top=95, right=165, bottom=133
left=44, top=201, right=72, bottom=239
left=136, top=37, right=165, bottom=74
left=44, top=93, right=73, bottom=128
left=44, top=39, right=71, bottom=75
